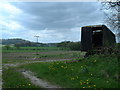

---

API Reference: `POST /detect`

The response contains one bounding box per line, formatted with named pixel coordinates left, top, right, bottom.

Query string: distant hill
left=0, top=38, right=57, bottom=47
left=1, top=38, right=31, bottom=45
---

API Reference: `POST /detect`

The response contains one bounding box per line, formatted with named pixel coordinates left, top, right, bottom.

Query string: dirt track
left=3, top=58, right=72, bottom=68
left=21, top=70, right=61, bottom=88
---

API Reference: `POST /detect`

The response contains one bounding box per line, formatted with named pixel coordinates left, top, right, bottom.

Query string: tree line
left=57, top=41, right=81, bottom=51
left=3, top=41, right=81, bottom=51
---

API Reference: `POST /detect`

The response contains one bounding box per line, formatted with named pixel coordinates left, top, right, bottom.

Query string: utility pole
left=34, top=35, right=39, bottom=55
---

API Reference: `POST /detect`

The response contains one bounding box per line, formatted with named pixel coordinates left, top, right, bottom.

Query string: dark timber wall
left=81, top=25, right=116, bottom=51
left=102, top=25, right=116, bottom=47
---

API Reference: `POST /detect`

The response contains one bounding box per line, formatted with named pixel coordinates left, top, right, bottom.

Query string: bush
left=14, top=43, right=21, bottom=49
left=4, top=45, right=10, bottom=50
left=57, top=41, right=81, bottom=51
left=68, top=42, right=81, bottom=51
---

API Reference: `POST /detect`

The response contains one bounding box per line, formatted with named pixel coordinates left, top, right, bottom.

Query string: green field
left=2, top=46, right=69, bottom=53
left=2, top=46, right=120, bottom=88
left=2, top=46, right=85, bottom=64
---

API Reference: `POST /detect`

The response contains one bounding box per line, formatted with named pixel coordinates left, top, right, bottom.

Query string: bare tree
left=101, top=0, right=120, bottom=42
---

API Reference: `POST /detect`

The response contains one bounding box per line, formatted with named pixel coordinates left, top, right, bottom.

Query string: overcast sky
left=1, top=2, right=104, bottom=43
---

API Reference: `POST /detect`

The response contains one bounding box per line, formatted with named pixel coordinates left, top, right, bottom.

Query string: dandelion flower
left=88, top=86, right=91, bottom=88
left=61, top=66, right=64, bottom=68
left=80, top=82, right=82, bottom=85
left=71, top=77, right=75, bottom=80
left=94, top=60, right=96, bottom=62
left=94, top=85, right=96, bottom=87
left=83, top=82, right=86, bottom=84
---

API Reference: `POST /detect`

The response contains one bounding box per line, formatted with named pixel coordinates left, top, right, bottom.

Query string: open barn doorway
left=92, top=27, right=103, bottom=49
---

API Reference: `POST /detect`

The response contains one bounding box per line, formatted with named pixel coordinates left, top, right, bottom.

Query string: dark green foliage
left=68, top=42, right=81, bottom=51
left=4, top=45, right=10, bottom=50
left=57, top=41, right=71, bottom=48
left=57, top=41, right=81, bottom=51
left=14, top=43, right=21, bottom=49
left=116, top=43, right=120, bottom=50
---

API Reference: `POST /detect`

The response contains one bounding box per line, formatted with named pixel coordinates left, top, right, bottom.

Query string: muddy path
left=21, top=70, right=61, bottom=88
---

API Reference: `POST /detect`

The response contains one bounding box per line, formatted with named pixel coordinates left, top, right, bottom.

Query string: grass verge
left=20, top=55, right=120, bottom=88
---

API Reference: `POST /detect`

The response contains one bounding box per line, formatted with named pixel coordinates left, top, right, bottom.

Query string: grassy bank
left=2, top=67, right=40, bottom=88
left=20, top=55, right=120, bottom=88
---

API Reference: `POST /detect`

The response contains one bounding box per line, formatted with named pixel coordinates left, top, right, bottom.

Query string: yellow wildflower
left=61, top=66, right=63, bottom=68
left=94, top=85, right=96, bottom=87
left=94, top=60, right=96, bottom=62
left=71, top=77, right=75, bottom=80
left=88, top=86, right=91, bottom=88
left=80, top=82, right=82, bottom=85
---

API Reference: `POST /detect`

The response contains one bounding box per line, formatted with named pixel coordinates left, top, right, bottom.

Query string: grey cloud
left=10, top=2, right=103, bottom=30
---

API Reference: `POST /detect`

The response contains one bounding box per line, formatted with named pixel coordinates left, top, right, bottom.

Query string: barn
left=81, top=25, right=116, bottom=51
